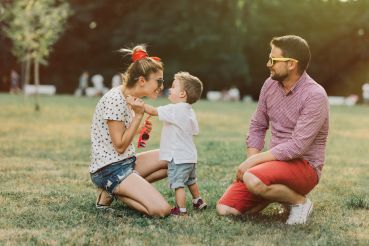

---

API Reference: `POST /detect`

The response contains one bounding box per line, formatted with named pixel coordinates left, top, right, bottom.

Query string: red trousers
left=218, top=159, right=318, bottom=214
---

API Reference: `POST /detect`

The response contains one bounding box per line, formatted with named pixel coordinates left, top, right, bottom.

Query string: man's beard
left=271, top=71, right=288, bottom=83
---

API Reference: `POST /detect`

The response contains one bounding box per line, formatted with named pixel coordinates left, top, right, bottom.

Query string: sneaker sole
left=195, top=203, right=208, bottom=210
left=96, top=205, right=115, bottom=212
left=170, top=213, right=188, bottom=217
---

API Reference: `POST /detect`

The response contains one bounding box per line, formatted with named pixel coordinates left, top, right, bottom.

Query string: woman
left=90, top=45, right=171, bottom=217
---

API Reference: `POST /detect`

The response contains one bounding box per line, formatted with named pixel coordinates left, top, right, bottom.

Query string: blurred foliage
left=2, top=0, right=71, bottom=110
left=0, top=4, right=5, bottom=21
left=2, top=0, right=71, bottom=65
left=1, top=0, right=369, bottom=98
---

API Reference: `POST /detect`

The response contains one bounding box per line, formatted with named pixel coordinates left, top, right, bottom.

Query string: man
left=216, top=35, right=329, bottom=225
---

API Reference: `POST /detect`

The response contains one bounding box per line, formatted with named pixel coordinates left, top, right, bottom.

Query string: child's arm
left=144, top=104, right=158, bottom=116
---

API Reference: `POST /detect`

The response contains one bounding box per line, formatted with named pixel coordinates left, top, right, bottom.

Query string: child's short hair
left=174, top=72, right=203, bottom=104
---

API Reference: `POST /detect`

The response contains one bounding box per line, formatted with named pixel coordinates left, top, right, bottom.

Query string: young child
left=144, top=72, right=207, bottom=216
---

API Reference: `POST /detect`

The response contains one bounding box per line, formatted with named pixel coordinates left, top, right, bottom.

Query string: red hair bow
left=132, top=50, right=161, bottom=62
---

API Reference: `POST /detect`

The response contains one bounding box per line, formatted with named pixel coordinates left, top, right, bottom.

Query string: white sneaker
left=286, top=198, right=313, bottom=225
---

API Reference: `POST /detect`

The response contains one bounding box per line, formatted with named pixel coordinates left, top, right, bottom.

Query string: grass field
left=0, top=94, right=368, bottom=245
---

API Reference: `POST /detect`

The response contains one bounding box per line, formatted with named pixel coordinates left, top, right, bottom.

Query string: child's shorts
left=90, top=156, right=136, bottom=195
left=168, top=159, right=197, bottom=189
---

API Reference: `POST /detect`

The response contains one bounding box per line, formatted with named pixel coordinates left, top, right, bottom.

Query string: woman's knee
left=243, top=172, right=268, bottom=196
left=148, top=203, right=171, bottom=217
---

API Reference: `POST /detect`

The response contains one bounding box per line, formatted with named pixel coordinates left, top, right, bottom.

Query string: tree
left=109, top=0, right=251, bottom=92
left=4, top=0, right=366, bottom=98
left=3, top=0, right=71, bottom=111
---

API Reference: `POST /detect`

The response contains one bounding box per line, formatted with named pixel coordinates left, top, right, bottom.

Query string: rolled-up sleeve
left=157, top=104, right=177, bottom=124
left=270, top=91, right=329, bottom=160
left=246, top=80, right=270, bottom=151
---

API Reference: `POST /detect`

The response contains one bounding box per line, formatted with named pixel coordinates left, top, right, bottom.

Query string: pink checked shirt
left=246, top=72, right=329, bottom=178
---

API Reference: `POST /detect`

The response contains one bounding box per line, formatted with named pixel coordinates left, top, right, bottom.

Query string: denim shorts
left=90, top=156, right=136, bottom=195
left=168, top=159, right=197, bottom=189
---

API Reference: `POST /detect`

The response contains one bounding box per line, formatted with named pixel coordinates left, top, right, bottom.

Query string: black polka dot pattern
left=89, top=86, right=135, bottom=173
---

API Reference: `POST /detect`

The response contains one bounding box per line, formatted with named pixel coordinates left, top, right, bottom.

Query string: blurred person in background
left=111, top=73, right=122, bottom=88
left=10, top=69, right=21, bottom=94
left=362, top=82, right=369, bottom=104
left=78, top=71, right=89, bottom=96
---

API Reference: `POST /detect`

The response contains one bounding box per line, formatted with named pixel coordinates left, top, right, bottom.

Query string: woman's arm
left=108, top=114, right=144, bottom=154
left=109, top=97, right=145, bottom=154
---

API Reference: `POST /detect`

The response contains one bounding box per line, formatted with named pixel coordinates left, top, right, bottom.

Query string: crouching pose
left=89, top=45, right=171, bottom=217
left=217, top=35, right=329, bottom=225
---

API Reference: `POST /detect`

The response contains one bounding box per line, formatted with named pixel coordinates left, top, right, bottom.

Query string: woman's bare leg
left=135, top=149, right=168, bottom=182
left=96, top=150, right=167, bottom=206
left=113, top=172, right=171, bottom=217
left=117, top=197, right=148, bottom=214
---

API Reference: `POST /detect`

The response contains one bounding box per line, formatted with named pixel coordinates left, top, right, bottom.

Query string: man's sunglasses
left=268, top=56, right=298, bottom=66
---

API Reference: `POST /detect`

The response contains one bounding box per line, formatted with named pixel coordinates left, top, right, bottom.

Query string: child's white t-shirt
left=157, top=102, right=199, bottom=164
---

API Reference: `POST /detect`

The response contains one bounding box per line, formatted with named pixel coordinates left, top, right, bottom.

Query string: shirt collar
left=278, top=72, right=307, bottom=96
left=290, top=72, right=307, bottom=93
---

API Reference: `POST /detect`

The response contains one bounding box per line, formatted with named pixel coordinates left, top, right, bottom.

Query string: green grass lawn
left=0, top=94, right=368, bottom=245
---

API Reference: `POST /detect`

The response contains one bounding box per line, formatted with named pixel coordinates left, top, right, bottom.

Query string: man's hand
left=236, top=160, right=249, bottom=181
left=235, top=151, right=277, bottom=182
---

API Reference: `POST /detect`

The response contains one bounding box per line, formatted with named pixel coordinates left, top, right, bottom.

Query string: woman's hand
left=137, top=118, right=152, bottom=135
left=126, top=95, right=145, bottom=116
left=143, top=119, right=152, bottom=133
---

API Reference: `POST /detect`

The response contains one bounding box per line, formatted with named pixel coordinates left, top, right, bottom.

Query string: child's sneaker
left=170, top=206, right=188, bottom=216
left=193, top=198, right=207, bottom=210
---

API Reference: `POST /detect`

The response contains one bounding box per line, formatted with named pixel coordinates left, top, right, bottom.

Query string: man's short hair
left=175, top=72, right=203, bottom=104
left=271, top=35, right=311, bottom=74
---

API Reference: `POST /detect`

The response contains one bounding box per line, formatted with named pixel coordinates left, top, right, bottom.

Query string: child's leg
left=175, top=187, right=186, bottom=209
left=186, top=165, right=202, bottom=201
left=188, top=182, right=207, bottom=210
left=188, top=183, right=200, bottom=199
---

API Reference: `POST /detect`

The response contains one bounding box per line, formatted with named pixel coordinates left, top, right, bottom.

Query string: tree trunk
left=21, top=60, right=25, bottom=89
left=25, top=55, right=31, bottom=86
left=34, top=58, right=40, bottom=111
left=23, top=55, right=32, bottom=103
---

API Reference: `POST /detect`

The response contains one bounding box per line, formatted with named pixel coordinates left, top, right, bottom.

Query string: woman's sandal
left=96, top=189, right=115, bottom=212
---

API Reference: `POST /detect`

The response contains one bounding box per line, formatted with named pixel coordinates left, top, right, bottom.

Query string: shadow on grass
left=221, top=203, right=291, bottom=226
left=230, top=212, right=288, bottom=225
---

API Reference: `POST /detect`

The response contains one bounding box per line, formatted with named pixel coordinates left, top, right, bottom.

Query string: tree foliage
left=3, top=0, right=71, bottom=64
left=2, top=0, right=71, bottom=110
left=2, top=0, right=369, bottom=98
